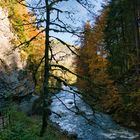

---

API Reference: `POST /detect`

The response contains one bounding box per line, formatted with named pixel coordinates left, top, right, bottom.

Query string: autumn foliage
left=75, top=9, right=123, bottom=110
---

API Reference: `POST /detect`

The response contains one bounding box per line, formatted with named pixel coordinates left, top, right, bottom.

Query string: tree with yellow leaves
left=76, top=9, right=108, bottom=98
left=75, top=9, right=122, bottom=110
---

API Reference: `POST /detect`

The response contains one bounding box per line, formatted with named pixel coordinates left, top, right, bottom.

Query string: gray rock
left=19, top=95, right=39, bottom=115
left=0, top=7, right=34, bottom=107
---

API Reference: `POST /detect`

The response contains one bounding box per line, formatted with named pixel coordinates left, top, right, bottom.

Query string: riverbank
left=76, top=69, right=140, bottom=133
left=107, top=70, right=140, bottom=132
left=84, top=93, right=140, bottom=133
left=0, top=109, right=76, bottom=140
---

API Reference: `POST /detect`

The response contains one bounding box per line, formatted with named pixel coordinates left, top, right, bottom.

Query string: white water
left=50, top=86, right=139, bottom=140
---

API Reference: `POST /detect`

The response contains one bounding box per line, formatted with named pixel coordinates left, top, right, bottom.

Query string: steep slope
left=113, top=68, right=140, bottom=130
left=0, top=8, right=23, bottom=68
left=0, top=7, right=34, bottom=105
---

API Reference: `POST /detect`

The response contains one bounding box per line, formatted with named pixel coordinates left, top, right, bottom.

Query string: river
left=50, top=86, right=139, bottom=140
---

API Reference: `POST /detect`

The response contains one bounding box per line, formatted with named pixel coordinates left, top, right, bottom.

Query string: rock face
left=0, top=8, right=23, bottom=69
left=0, top=7, right=34, bottom=105
left=18, top=95, right=39, bottom=115
left=51, top=40, right=77, bottom=84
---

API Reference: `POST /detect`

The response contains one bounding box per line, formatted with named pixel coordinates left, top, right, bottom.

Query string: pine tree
left=104, top=0, right=140, bottom=79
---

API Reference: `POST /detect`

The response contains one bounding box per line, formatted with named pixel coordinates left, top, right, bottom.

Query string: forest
left=0, top=0, right=140, bottom=140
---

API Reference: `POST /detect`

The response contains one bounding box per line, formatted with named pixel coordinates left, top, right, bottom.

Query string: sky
left=27, top=0, right=103, bottom=44
left=50, top=0, right=104, bottom=44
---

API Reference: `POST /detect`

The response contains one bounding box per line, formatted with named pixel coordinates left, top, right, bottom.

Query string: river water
left=50, top=86, right=139, bottom=140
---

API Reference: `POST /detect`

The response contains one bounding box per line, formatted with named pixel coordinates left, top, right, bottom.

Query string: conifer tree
left=104, top=0, right=140, bottom=79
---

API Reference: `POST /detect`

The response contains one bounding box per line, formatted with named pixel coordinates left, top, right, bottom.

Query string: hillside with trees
left=75, top=0, right=140, bottom=130
left=0, top=0, right=140, bottom=139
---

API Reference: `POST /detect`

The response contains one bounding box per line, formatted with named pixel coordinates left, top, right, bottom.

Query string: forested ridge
left=0, top=0, right=140, bottom=139
left=75, top=0, right=140, bottom=130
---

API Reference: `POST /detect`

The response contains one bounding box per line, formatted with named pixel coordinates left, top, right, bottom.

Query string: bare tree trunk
left=40, top=0, right=50, bottom=136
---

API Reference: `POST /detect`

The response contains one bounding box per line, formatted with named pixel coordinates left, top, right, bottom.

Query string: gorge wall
left=0, top=7, right=34, bottom=105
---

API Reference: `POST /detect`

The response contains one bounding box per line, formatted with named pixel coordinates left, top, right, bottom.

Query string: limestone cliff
left=0, top=8, right=23, bottom=69
left=51, top=40, right=77, bottom=84
left=0, top=7, right=34, bottom=105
